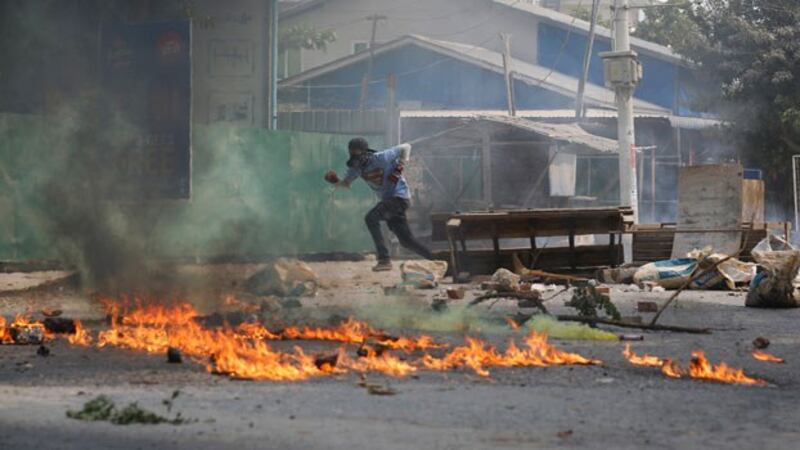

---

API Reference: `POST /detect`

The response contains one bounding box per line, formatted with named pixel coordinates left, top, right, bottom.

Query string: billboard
left=101, top=21, right=191, bottom=199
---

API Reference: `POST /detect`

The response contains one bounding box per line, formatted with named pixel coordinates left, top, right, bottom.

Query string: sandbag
left=633, top=258, right=698, bottom=290
left=746, top=236, right=800, bottom=308
left=400, top=260, right=448, bottom=288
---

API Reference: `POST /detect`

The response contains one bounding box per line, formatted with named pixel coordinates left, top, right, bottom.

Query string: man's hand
left=324, top=170, right=340, bottom=184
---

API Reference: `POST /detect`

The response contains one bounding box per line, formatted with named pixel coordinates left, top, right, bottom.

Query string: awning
left=475, top=115, right=618, bottom=153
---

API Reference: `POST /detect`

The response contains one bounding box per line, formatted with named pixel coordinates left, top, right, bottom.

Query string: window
left=352, top=41, right=369, bottom=54
left=277, top=47, right=302, bottom=79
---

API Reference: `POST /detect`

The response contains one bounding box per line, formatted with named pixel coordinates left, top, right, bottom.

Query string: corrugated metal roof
left=472, top=115, right=619, bottom=153
left=491, top=0, right=686, bottom=65
left=400, top=109, right=723, bottom=129
left=280, top=34, right=670, bottom=115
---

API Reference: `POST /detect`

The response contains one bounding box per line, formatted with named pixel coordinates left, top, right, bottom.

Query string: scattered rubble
left=445, top=287, right=465, bottom=300
left=245, top=258, right=319, bottom=297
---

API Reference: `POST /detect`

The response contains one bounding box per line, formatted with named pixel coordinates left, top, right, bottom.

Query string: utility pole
left=268, top=0, right=279, bottom=130
left=601, top=0, right=642, bottom=225
left=500, top=33, right=516, bottom=117
left=358, top=14, right=386, bottom=110
left=575, top=0, right=600, bottom=119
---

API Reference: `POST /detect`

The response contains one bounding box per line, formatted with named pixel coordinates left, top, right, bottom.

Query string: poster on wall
left=101, top=20, right=191, bottom=199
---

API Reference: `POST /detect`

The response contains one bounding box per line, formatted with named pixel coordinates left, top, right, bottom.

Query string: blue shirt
left=344, top=145, right=410, bottom=200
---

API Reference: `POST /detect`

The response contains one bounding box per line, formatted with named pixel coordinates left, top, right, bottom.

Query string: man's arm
left=384, top=143, right=411, bottom=163
left=397, top=143, right=411, bottom=163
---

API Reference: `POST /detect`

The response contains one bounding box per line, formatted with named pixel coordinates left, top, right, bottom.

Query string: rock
left=280, top=298, right=303, bottom=309
left=36, top=345, right=50, bottom=357
left=446, top=288, right=465, bottom=300
left=244, top=258, right=319, bottom=297
left=753, top=336, right=770, bottom=349
left=491, top=268, right=520, bottom=292
left=431, top=298, right=449, bottom=312
left=166, top=347, right=183, bottom=364
left=637, top=301, right=658, bottom=313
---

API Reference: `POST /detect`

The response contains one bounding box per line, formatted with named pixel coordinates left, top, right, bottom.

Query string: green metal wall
left=0, top=113, right=379, bottom=261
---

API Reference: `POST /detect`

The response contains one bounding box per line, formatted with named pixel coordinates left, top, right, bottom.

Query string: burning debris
left=622, top=345, right=765, bottom=385
left=751, top=351, right=784, bottom=364
left=35, top=298, right=604, bottom=381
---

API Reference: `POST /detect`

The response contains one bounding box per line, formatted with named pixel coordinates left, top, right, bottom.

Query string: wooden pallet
left=630, top=222, right=789, bottom=264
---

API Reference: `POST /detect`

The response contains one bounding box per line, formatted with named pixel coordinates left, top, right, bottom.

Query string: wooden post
left=359, top=14, right=385, bottom=111
left=385, top=74, right=397, bottom=146
left=481, top=125, right=493, bottom=207
left=500, top=33, right=516, bottom=117
left=651, top=147, right=657, bottom=222
left=446, top=219, right=462, bottom=277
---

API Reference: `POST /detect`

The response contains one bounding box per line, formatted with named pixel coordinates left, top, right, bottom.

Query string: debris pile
left=746, top=235, right=800, bottom=308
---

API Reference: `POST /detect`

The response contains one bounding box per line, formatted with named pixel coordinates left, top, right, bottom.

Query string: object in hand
left=388, top=163, right=404, bottom=184
left=324, top=170, right=340, bottom=184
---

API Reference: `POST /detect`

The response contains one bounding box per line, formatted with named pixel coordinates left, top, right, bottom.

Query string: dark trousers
left=365, top=197, right=433, bottom=261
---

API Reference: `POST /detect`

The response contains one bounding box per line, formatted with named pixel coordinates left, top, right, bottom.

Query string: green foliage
left=569, top=5, right=611, bottom=28
left=66, top=395, right=115, bottom=422
left=633, top=3, right=702, bottom=51
left=632, top=1, right=800, bottom=211
left=565, top=282, right=621, bottom=321
left=682, top=1, right=800, bottom=209
left=66, top=393, right=189, bottom=425
left=280, top=24, right=337, bottom=51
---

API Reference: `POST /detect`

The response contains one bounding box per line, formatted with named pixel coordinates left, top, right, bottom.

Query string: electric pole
left=358, top=14, right=386, bottom=110
left=500, top=33, right=516, bottom=117
left=575, top=0, right=600, bottom=119
left=601, top=0, right=642, bottom=225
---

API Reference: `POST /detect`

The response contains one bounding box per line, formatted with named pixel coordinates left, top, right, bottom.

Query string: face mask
left=347, top=151, right=373, bottom=169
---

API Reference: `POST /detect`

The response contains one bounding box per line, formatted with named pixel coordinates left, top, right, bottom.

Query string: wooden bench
left=430, top=207, right=634, bottom=275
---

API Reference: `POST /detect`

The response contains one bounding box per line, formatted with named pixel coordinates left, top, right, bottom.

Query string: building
left=278, top=0, right=690, bottom=114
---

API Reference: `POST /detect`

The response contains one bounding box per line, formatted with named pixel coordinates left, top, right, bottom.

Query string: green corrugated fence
left=0, top=113, right=381, bottom=261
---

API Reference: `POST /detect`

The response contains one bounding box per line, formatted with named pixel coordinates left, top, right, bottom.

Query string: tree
left=279, top=24, right=336, bottom=52
left=633, top=2, right=702, bottom=51
left=683, top=1, right=800, bottom=212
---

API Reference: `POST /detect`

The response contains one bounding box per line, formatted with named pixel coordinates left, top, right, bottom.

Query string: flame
left=622, top=344, right=664, bottom=367
left=751, top=350, right=784, bottom=364
left=660, top=358, right=684, bottom=379
left=688, top=351, right=765, bottom=385
left=236, top=316, right=444, bottom=352
left=623, top=346, right=765, bottom=385
left=422, top=332, right=599, bottom=377
left=505, top=317, right=520, bottom=330
left=67, top=320, right=92, bottom=346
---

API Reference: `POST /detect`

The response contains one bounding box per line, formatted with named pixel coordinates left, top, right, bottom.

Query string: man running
left=324, top=137, right=433, bottom=271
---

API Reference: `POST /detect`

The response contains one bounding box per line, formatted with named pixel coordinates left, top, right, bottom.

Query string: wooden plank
left=672, top=164, right=743, bottom=258
left=432, top=245, right=623, bottom=274
left=742, top=179, right=765, bottom=224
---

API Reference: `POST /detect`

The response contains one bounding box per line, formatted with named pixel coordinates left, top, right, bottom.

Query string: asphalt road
left=1, top=263, right=799, bottom=449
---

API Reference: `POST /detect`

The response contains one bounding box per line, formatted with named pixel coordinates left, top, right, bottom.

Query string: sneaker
left=372, top=260, right=392, bottom=272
